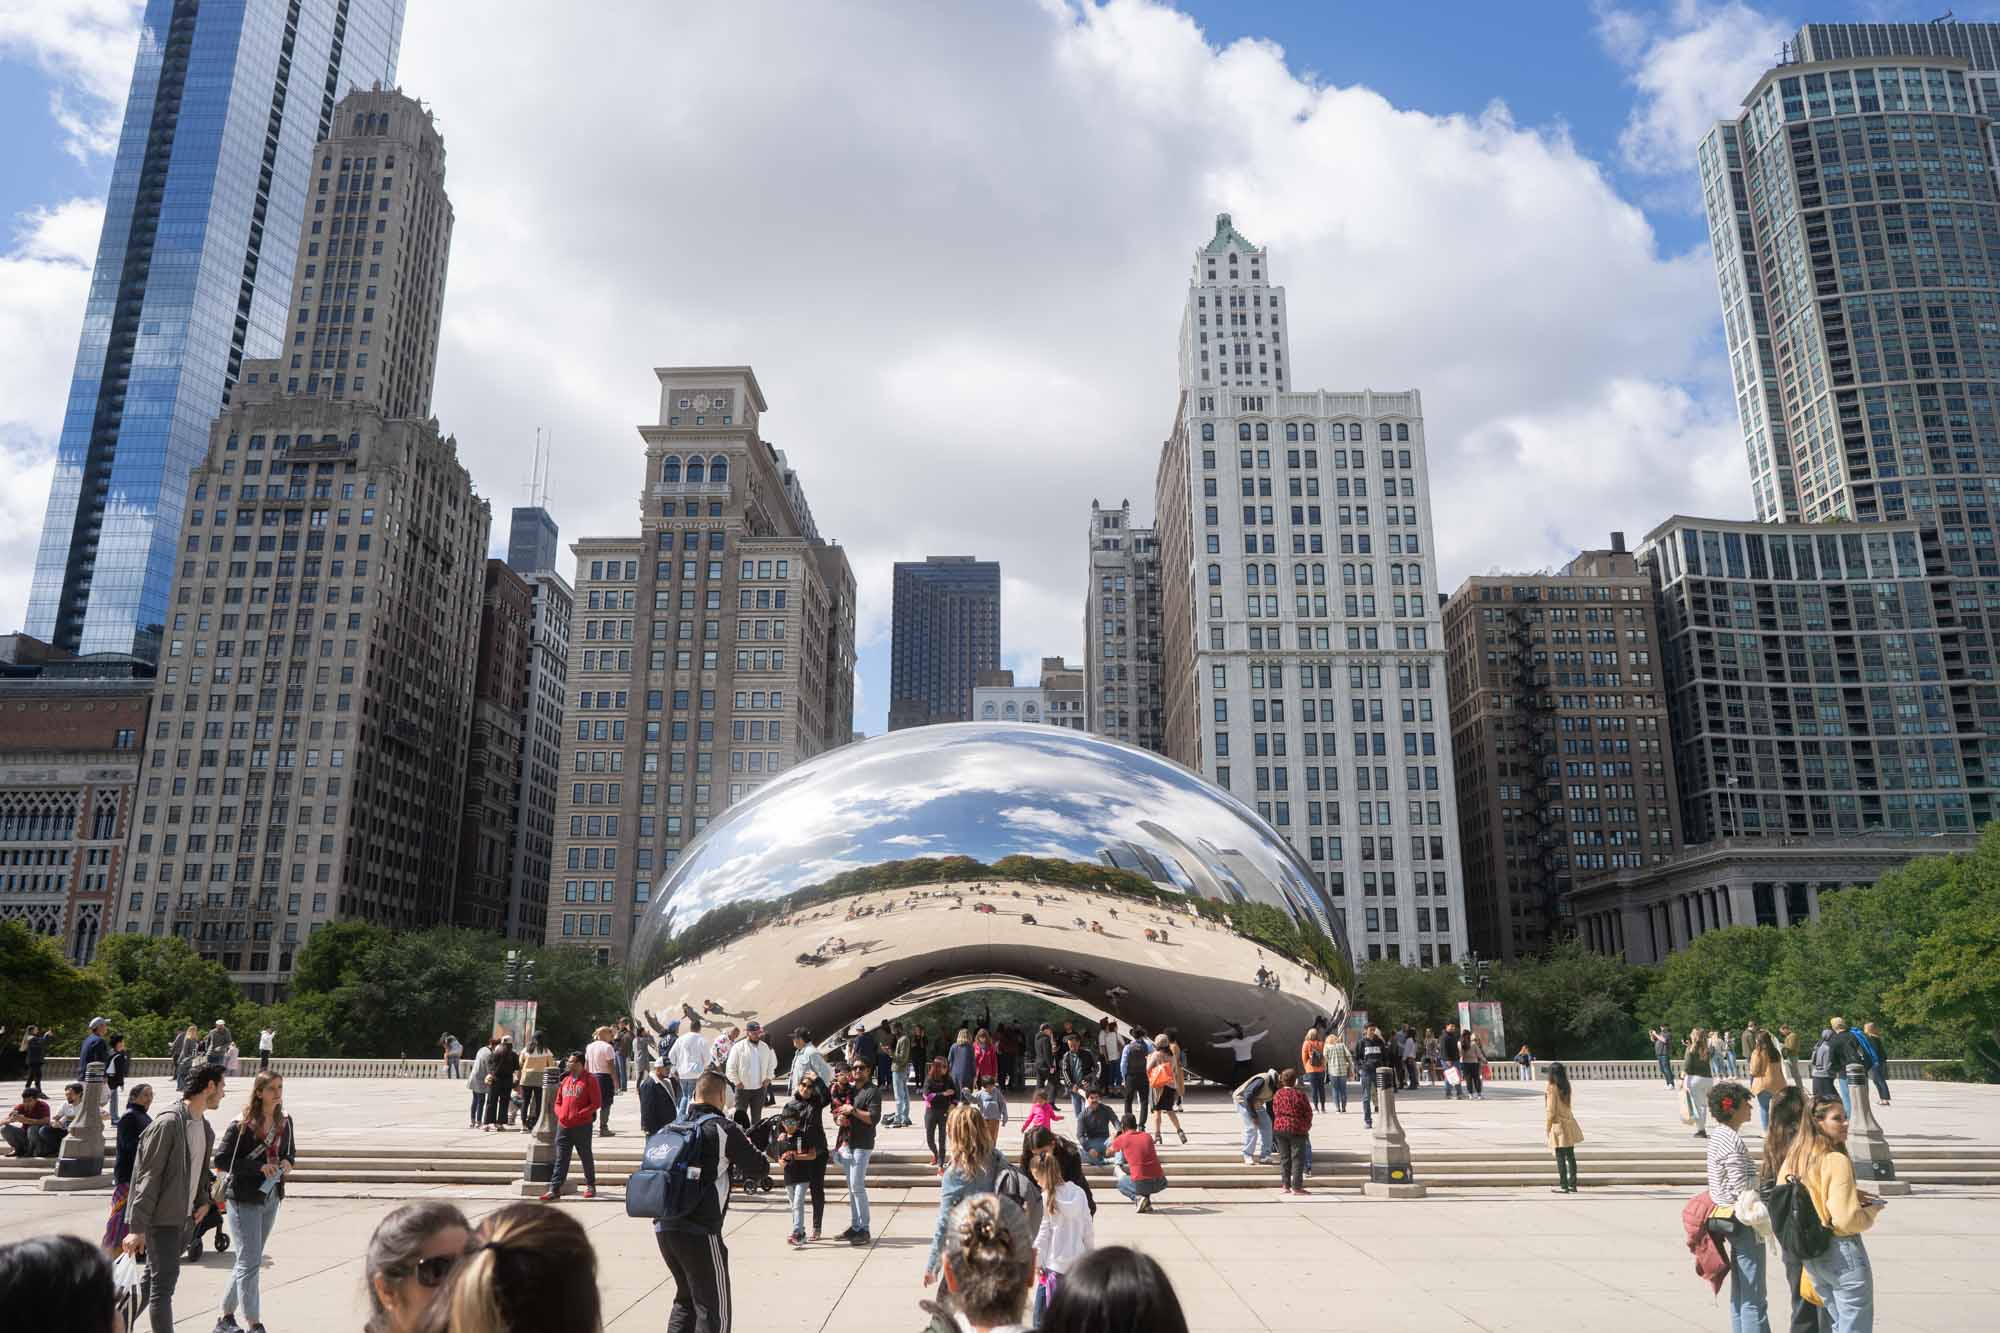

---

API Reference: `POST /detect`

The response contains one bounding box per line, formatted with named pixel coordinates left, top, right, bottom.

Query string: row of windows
left=659, top=456, right=729, bottom=484
left=1202, top=421, right=1413, bottom=444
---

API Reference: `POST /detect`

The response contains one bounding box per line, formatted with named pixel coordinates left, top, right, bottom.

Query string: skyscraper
left=1084, top=500, right=1164, bottom=749
left=26, top=0, right=406, bottom=661
left=1442, top=535, right=1685, bottom=960
left=1154, top=214, right=1467, bottom=966
left=508, top=506, right=561, bottom=576
left=500, top=503, right=570, bottom=943
left=888, top=556, right=1001, bottom=728
left=545, top=366, right=856, bottom=964
left=113, top=88, right=486, bottom=999
left=1698, top=32, right=2000, bottom=833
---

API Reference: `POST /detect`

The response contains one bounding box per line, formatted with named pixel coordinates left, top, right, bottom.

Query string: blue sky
left=0, top=0, right=1990, bottom=735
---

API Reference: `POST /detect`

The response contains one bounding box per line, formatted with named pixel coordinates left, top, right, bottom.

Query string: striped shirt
left=1707, top=1123, right=1754, bottom=1204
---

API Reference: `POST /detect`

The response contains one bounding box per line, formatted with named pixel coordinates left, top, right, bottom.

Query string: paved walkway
left=4, top=1073, right=1995, bottom=1330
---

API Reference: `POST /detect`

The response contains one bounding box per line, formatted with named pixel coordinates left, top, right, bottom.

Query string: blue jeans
left=1757, top=1089, right=1772, bottom=1129
left=616, top=1051, right=628, bottom=1091
left=1114, top=1168, right=1166, bottom=1202
left=1727, top=1220, right=1773, bottom=1333
left=469, top=1091, right=486, bottom=1124
left=1868, top=1064, right=1890, bottom=1102
left=1237, top=1103, right=1272, bottom=1158
left=837, top=1146, right=872, bottom=1231
left=1835, top=1074, right=1853, bottom=1118
left=1081, top=1134, right=1109, bottom=1165
left=1305, top=1071, right=1327, bottom=1110
left=1331, top=1074, right=1348, bottom=1111
left=1803, top=1234, right=1872, bottom=1333
left=1070, top=1089, right=1087, bottom=1120
left=1657, top=1053, right=1674, bottom=1084
left=223, top=1197, right=281, bottom=1322
left=893, top=1068, right=911, bottom=1123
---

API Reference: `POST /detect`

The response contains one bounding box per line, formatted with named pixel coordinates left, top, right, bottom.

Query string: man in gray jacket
left=121, top=1063, right=226, bottom=1333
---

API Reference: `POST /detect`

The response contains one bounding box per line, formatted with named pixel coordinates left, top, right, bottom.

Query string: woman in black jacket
left=1020, top=1124, right=1096, bottom=1216
left=215, top=1071, right=296, bottom=1332
left=101, top=1083, right=153, bottom=1252
left=922, top=1056, right=959, bottom=1169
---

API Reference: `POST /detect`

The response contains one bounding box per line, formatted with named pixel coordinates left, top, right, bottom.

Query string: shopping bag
left=1443, top=1065, right=1462, bottom=1087
left=112, top=1252, right=149, bottom=1328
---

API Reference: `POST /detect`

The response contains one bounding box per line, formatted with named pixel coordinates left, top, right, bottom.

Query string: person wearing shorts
left=1146, top=1035, right=1185, bottom=1144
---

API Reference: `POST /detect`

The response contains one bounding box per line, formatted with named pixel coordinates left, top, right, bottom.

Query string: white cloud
left=1600, top=0, right=1793, bottom=175
left=0, top=198, right=102, bottom=633
left=0, top=0, right=143, bottom=160
left=2, top=1, right=1755, bottom=728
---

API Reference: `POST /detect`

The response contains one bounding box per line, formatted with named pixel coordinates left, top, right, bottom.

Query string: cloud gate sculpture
left=627, top=723, right=1353, bottom=1084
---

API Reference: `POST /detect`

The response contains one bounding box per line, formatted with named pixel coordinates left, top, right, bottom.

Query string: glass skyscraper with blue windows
left=25, top=0, right=406, bottom=660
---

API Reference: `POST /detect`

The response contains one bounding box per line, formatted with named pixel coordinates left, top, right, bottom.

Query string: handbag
left=1443, top=1064, right=1462, bottom=1087
left=212, top=1121, right=246, bottom=1208
left=111, top=1252, right=149, bottom=1329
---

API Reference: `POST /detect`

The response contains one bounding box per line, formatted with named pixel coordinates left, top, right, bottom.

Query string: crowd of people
left=1654, top=1017, right=1894, bottom=1136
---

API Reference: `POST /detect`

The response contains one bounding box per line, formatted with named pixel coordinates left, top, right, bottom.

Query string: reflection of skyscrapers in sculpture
left=1153, top=214, right=1469, bottom=967
left=26, top=3, right=407, bottom=659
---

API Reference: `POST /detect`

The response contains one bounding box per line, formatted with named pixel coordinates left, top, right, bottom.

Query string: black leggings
left=1553, top=1146, right=1576, bottom=1190
left=925, top=1102, right=950, bottom=1162
left=1460, top=1061, right=1483, bottom=1096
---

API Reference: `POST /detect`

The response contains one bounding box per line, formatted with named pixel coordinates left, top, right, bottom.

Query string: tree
left=0, top=920, right=102, bottom=1040
left=1354, top=960, right=1465, bottom=1033
left=89, top=935, right=239, bottom=1033
left=522, top=942, right=626, bottom=1052
left=1887, top=902, right=2000, bottom=1078
left=1640, top=926, right=1791, bottom=1037
left=1491, top=940, right=1650, bottom=1060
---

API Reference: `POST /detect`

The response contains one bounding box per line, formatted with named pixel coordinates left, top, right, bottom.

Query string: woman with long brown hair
left=416, top=1202, right=600, bottom=1333
left=924, top=1103, right=1008, bottom=1286
left=1760, top=1089, right=1830, bottom=1333
left=213, top=1070, right=296, bottom=1333
left=1782, top=1096, right=1880, bottom=1332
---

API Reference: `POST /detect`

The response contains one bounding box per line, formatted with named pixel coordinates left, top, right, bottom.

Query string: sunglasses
left=409, top=1254, right=459, bottom=1288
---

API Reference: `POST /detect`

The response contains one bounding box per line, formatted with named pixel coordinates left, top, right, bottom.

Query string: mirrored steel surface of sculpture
left=627, top=724, right=1352, bottom=1083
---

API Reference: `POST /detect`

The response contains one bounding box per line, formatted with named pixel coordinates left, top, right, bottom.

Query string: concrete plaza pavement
left=3, top=1070, right=1998, bottom=1329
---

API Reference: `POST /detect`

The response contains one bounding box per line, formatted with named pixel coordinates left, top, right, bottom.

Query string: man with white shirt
left=725, top=1020, right=777, bottom=1127
left=667, top=1017, right=714, bottom=1120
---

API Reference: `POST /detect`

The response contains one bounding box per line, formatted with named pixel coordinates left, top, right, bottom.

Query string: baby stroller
left=733, top=1116, right=779, bottom=1194
left=185, top=1193, right=229, bottom=1260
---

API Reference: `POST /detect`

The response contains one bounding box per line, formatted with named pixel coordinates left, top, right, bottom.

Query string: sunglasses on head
left=409, top=1254, right=459, bottom=1287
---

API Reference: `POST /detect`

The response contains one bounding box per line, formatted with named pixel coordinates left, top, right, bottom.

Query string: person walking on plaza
left=1324, top=1028, right=1353, bottom=1112
left=1031, top=1142, right=1095, bottom=1323
left=1749, top=1028, right=1788, bottom=1129
left=1784, top=1095, right=1883, bottom=1331
left=106, top=1033, right=129, bottom=1119
left=465, top=1038, right=494, bottom=1129
left=1231, top=1067, right=1277, bottom=1166
left=206, top=1020, right=232, bottom=1069
left=20, top=1025, right=47, bottom=1096
left=1827, top=1018, right=1869, bottom=1116
left=361, top=1200, right=470, bottom=1333
left=257, top=1026, right=275, bottom=1073
left=726, top=1020, right=777, bottom=1127
left=1515, top=1042, right=1535, bottom=1083
left=974, top=1074, right=1010, bottom=1129
left=1300, top=1027, right=1328, bottom=1112
left=518, top=1038, right=551, bottom=1130
left=974, top=1028, right=1001, bottom=1089
left=78, top=1016, right=112, bottom=1085
left=924, top=1104, right=1010, bottom=1284
left=1858, top=1023, right=1890, bottom=1106
left=585, top=1026, right=619, bottom=1135
left=540, top=1052, right=601, bottom=1201
left=923, top=1056, right=961, bottom=1168
left=638, top=1054, right=677, bottom=1135
left=1401, top=1026, right=1421, bottom=1092
left=1808, top=1028, right=1838, bottom=1105
left=1060, top=1034, right=1096, bottom=1122
left=172, top=1025, right=200, bottom=1092
left=1780, top=1026, right=1804, bottom=1088
left=1145, top=1037, right=1186, bottom=1144
left=615, top=1019, right=635, bottom=1093
left=950, top=1028, right=979, bottom=1098
left=1357, top=1024, right=1392, bottom=1129
left=1652, top=1025, right=1675, bottom=1086
left=833, top=1057, right=881, bottom=1245
left=1719, top=1029, right=1739, bottom=1078
left=1545, top=1061, right=1583, bottom=1193
left=103, top=1083, right=153, bottom=1252
left=1111, top=1113, right=1167, bottom=1211
left=651, top=1071, right=767, bottom=1330
left=1684, top=1028, right=1716, bottom=1137
left=121, top=1063, right=225, bottom=1333
left=666, top=1017, right=713, bottom=1120
left=1022, top=1084, right=1062, bottom=1137
left=888, top=1023, right=915, bottom=1127
left=1033, top=1023, right=1056, bottom=1091
left=483, top=1036, right=520, bottom=1132
left=212, top=1069, right=296, bottom=1333
left=1759, top=1089, right=1832, bottom=1333
left=1460, top=1027, right=1487, bottom=1100
left=1439, top=1023, right=1464, bottom=1098
left=1120, top=1029, right=1152, bottom=1126
left=1269, top=1069, right=1314, bottom=1195
left=1704, top=1079, right=1772, bottom=1333
left=440, top=1033, right=462, bottom=1080
left=873, top=1020, right=896, bottom=1096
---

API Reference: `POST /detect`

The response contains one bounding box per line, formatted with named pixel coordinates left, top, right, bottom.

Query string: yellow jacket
left=1544, top=1085, right=1584, bottom=1149
left=1802, top=1150, right=1875, bottom=1237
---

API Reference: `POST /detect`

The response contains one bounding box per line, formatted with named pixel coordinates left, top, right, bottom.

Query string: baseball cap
left=90, top=1016, right=109, bottom=1029
left=746, top=1020, right=763, bottom=1032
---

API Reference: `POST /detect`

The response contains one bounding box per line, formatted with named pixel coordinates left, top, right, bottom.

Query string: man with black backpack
left=645, top=1070, right=769, bottom=1333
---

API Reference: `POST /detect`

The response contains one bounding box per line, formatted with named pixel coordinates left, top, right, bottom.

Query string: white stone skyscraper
left=1155, top=214, right=1468, bottom=966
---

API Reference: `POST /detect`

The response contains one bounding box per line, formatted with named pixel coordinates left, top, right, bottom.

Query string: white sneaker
left=1243, top=1155, right=1256, bottom=1165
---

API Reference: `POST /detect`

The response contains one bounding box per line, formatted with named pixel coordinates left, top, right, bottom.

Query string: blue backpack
left=626, top=1112, right=720, bottom=1222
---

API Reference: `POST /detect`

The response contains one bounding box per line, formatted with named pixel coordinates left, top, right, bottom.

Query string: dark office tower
left=508, top=506, right=561, bottom=575
left=456, top=560, right=535, bottom=933
left=888, top=556, right=1002, bottom=728
left=25, top=0, right=407, bottom=662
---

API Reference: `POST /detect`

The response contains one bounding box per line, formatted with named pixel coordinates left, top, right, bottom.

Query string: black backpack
left=1761, top=1175, right=1832, bottom=1260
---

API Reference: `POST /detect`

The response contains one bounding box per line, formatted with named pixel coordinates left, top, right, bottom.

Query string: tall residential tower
left=1084, top=501, right=1164, bottom=749
left=1155, top=215, right=1468, bottom=965
left=26, top=0, right=407, bottom=660
left=887, top=556, right=1001, bottom=729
